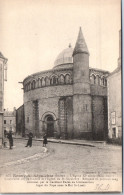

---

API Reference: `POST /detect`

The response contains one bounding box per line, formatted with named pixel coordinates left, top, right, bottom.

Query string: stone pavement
left=0, top=147, right=48, bottom=169
left=0, top=139, right=122, bottom=193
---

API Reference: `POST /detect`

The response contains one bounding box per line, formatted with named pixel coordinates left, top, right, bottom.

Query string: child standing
left=43, top=134, right=47, bottom=147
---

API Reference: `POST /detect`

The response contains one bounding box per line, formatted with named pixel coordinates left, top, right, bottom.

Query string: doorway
left=45, top=115, right=54, bottom=137
left=112, top=128, right=116, bottom=138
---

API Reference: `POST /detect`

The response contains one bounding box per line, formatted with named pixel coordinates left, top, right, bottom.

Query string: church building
left=23, top=27, right=109, bottom=140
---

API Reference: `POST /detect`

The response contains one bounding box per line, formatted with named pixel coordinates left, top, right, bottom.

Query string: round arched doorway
left=45, top=115, right=54, bottom=137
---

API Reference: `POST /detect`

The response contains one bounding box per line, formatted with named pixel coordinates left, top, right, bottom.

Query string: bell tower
left=73, top=27, right=92, bottom=138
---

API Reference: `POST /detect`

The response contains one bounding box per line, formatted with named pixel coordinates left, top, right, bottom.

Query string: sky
left=0, top=0, right=121, bottom=110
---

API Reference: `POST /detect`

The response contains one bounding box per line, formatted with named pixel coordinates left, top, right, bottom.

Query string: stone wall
left=58, top=96, right=73, bottom=139
left=24, top=101, right=34, bottom=134
left=73, top=94, right=92, bottom=139
left=91, top=85, right=107, bottom=96
left=92, top=95, right=108, bottom=140
left=16, top=105, right=25, bottom=136
left=24, top=95, right=74, bottom=138
left=24, top=85, right=73, bottom=103
left=65, top=96, right=73, bottom=138
left=24, top=84, right=73, bottom=137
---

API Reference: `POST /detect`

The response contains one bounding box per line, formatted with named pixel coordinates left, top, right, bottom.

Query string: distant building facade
left=0, top=52, right=7, bottom=145
left=4, top=108, right=16, bottom=134
left=22, top=28, right=109, bottom=140
left=107, top=30, right=122, bottom=139
left=16, top=105, right=25, bottom=136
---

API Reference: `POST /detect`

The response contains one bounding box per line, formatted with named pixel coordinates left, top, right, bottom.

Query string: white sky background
left=0, top=0, right=121, bottom=110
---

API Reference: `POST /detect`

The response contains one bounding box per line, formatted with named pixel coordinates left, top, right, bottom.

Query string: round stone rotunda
left=23, top=27, right=109, bottom=140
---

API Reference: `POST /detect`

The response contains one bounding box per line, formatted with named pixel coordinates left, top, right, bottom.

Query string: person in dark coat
left=43, top=134, right=47, bottom=147
left=7, top=130, right=13, bottom=149
left=25, top=132, right=33, bottom=147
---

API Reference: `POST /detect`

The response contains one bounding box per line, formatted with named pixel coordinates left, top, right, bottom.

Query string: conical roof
left=73, top=27, right=89, bottom=56
left=0, top=52, right=7, bottom=60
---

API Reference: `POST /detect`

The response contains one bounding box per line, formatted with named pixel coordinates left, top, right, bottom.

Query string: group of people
left=4, top=131, right=48, bottom=149
left=25, top=133, right=47, bottom=147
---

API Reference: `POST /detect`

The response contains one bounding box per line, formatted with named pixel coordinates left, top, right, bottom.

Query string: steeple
left=73, top=27, right=89, bottom=56
left=0, top=52, right=6, bottom=60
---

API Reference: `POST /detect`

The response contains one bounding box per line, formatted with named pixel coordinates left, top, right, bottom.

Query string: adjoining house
left=4, top=108, right=16, bottom=135
left=107, top=30, right=122, bottom=140
left=0, top=52, right=8, bottom=145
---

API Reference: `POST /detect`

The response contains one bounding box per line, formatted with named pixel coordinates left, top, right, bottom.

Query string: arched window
left=35, top=80, right=38, bottom=88
left=50, top=76, right=58, bottom=85
left=100, top=77, right=102, bottom=85
left=41, top=77, right=45, bottom=86
left=38, top=78, right=41, bottom=88
left=65, top=74, right=71, bottom=84
left=27, top=83, right=30, bottom=91
left=105, top=78, right=107, bottom=86
left=34, top=80, right=36, bottom=89
left=45, top=76, right=50, bottom=86
left=29, top=83, right=31, bottom=90
left=94, top=75, right=96, bottom=84
left=102, top=77, right=105, bottom=86
left=31, top=82, right=33, bottom=89
left=59, top=74, right=65, bottom=84
left=26, top=84, right=28, bottom=91
left=101, top=76, right=105, bottom=86
left=96, top=75, right=100, bottom=85
left=32, top=80, right=36, bottom=89
left=25, top=84, right=27, bottom=92
left=90, top=74, right=96, bottom=84
left=29, top=82, right=31, bottom=90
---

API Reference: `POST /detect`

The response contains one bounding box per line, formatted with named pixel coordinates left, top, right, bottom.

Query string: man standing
left=43, top=134, right=47, bottom=147
left=25, top=132, right=33, bottom=147
left=7, top=130, right=13, bottom=149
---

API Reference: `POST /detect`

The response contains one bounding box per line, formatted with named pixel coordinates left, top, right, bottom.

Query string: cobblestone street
left=0, top=139, right=122, bottom=193
left=0, top=139, right=122, bottom=176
